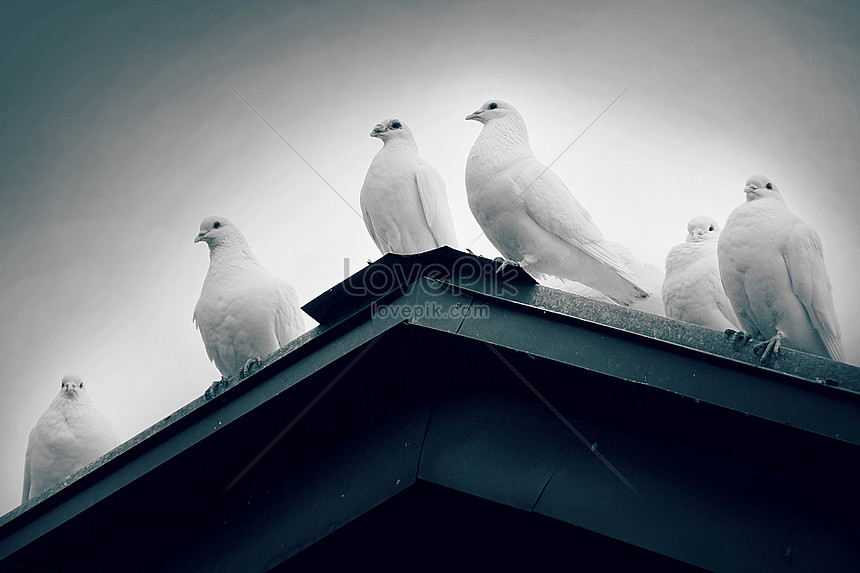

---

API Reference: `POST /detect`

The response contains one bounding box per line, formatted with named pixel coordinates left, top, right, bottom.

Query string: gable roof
left=2, top=247, right=859, bottom=571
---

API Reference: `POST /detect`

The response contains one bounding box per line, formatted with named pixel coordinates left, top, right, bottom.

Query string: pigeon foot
left=753, top=332, right=784, bottom=365
left=724, top=329, right=752, bottom=349
left=494, top=257, right=520, bottom=274
left=205, top=376, right=231, bottom=400
left=241, top=356, right=262, bottom=378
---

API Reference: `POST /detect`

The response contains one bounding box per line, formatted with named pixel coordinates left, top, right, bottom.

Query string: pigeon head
left=465, top=100, right=517, bottom=124
left=743, top=175, right=781, bottom=202
left=60, top=374, right=86, bottom=399
left=370, top=118, right=413, bottom=141
left=195, top=216, right=242, bottom=248
left=686, top=216, right=720, bottom=243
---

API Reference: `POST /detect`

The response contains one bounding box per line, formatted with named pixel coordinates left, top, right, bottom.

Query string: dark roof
left=2, top=247, right=859, bottom=572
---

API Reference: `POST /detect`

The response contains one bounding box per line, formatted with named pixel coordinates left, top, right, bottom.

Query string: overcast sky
left=1, top=0, right=858, bottom=514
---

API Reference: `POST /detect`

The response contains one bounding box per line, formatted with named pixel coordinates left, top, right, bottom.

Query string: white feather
left=464, top=100, right=648, bottom=306
left=23, top=374, right=117, bottom=502
left=718, top=176, right=844, bottom=361
left=662, top=216, right=739, bottom=330
left=541, top=241, right=666, bottom=316
left=193, top=216, right=306, bottom=378
left=360, top=118, right=458, bottom=254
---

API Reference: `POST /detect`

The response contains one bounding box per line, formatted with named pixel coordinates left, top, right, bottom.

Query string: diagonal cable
left=466, top=81, right=635, bottom=250
left=483, top=342, right=639, bottom=495
left=219, top=333, right=384, bottom=497
left=221, top=78, right=363, bottom=220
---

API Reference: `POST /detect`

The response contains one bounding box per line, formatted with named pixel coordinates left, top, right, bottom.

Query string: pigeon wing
left=192, top=304, right=219, bottom=365
left=725, top=282, right=761, bottom=338
left=784, top=222, right=845, bottom=361
left=708, top=259, right=740, bottom=328
left=361, top=205, right=385, bottom=253
left=415, top=162, right=458, bottom=248
left=518, top=161, right=637, bottom=284
left=718, top=242, right=761, bottom=337
left=274, top=278, right=304, bottom=347
left=193, top=298, right=236, bottom=376
left=661, top=244, right=688, bottom=317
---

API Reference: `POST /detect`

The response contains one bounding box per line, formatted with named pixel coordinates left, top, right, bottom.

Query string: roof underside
left=278, top=480, right=707, bottom=572
left=2, top=248, right=859, bottom=572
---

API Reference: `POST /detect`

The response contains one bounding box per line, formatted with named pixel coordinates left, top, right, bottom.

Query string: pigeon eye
left=391, top=121, right=401, bottom=129
left=709, top=226, right=714, bottom=231
left=765, top=183, right=772, bottom=190
left=488, top=102, right=498, bottom=110
left=213, top=221, right=221, bottom=229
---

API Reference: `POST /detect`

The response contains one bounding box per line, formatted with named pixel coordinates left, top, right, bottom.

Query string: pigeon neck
left=382, top=137, right=419, bottom=153
left=747, top=190, right=784, bottom=204
left=686, top=235, right=715, bottom=244
left=475, top=115, right=533, bottom=160
left=666, top=239, right=712, bottom=266
left=209, top=236, right=259, bottom=265
left=53, top=391, right=90, bottom=408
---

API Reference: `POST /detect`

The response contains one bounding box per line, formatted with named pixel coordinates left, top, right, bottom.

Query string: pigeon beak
left=370, top=125, right=387, bottom=137
left=194, top=232, right=206, bottom=243
left=743, top=186, right=758, bottom=202
left=465, top=111, right=482, bottom=121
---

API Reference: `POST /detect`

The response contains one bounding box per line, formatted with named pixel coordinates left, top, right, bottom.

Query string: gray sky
left=1, top=0, right=858, bottom=514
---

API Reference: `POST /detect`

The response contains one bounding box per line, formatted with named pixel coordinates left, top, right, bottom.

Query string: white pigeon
left=662, top=216, right=739, bottom=330
left=360, top=118, right=458, bottom=255
left=542, top=240, right=666, bottom=316
left=718, top=175, right=844, bottom=362
left=194, top=216, right=305, bottom=387
left=23, top=374, right=118, bottom=503
left=464, top=100, right=648, bottom=306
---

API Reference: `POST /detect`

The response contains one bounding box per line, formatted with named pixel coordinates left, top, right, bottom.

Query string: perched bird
left=23, top=374, right=118, bottom=502
left=360, top=118, right=458, bottom=254
left=194, top=216, right=305, bottom=391
left=718, top=175, right=844, bottom=363
left=662, top=216, right=739, bottom=330
left=464, top=100, right=648, bottom=306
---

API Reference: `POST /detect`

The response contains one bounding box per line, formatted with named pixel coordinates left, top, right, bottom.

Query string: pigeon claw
left=752, top=332, right=783, bottom=365
left=241, top=356, right=262, bottom=378
left=205, top=376, right=231, bottom=400
left=724, top=329, right=752, bottom=349
left=494, top=257, right=520, bottom=274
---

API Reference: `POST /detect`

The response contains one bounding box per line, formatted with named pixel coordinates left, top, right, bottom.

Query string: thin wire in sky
left=466, top=81, right=636, bottom=250
left=221, top=78, right=364, bottom=221
left=483, top=342, right=639, bottom=495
